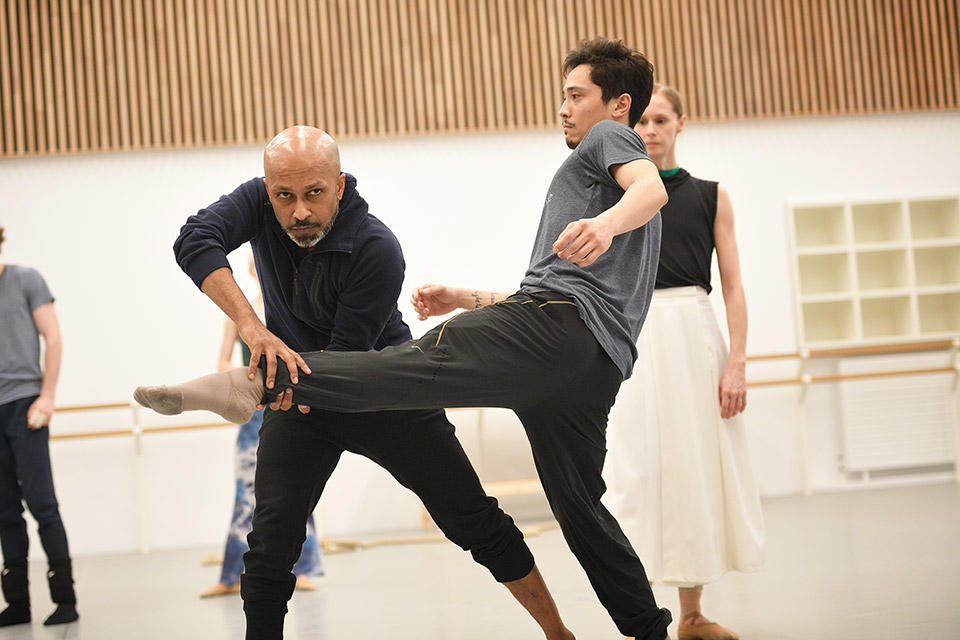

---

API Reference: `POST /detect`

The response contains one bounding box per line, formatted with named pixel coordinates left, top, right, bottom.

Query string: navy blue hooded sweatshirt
left=173, top=173, right=412, bottom=353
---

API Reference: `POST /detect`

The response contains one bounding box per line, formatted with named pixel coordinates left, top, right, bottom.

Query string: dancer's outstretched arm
left=410, top=284, right=512, bottom=320
left=552, top=158, right=666, bottom=268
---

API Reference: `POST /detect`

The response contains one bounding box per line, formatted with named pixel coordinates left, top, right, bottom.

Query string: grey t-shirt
left=520, top=120, right=661, bottom=379
left=0, top=265, right=54, bottom=404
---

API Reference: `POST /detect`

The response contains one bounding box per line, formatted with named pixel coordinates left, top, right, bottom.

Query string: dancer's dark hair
left=563, top=37, right=655, bottom=127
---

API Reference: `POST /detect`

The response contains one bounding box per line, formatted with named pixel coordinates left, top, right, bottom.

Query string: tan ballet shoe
left=294, top=575, right=317, bottom=591
left=199, top=582, right=241, bottom=598
left=677, top=621, right=738, bottom=640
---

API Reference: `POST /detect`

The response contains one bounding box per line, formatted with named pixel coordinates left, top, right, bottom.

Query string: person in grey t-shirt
left=135, top=37, right=671, bottom=640
left=0, top=226, right=78, bottom=627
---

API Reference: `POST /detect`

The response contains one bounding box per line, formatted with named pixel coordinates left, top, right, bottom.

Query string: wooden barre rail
left=49, top=336, right=960, bottom=439
left=746, top=351, right=801, bottom=361
left=747, top=365, right=958, bottom=389
left=48, top=363, right=959, bottom=441
left=51, top=337, right=960, bottom=415
left=747, top=338, right=959, bottom=362
left=55, top=402, right=132, bottom=412
left=50, top=420, right=233, bottom=441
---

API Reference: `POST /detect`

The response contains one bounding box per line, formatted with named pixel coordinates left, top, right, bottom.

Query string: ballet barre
left=746, top=338, right=958, bottom=362
left=746, top=337, right=960, bottom=496
left=48, top=335, right=959, bottom=545
left=747, top=365, right=957, bottom=389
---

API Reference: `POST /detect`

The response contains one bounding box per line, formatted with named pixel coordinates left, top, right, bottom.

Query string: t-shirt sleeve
left=575, top=120, right=651, bottom=187
left=22, top=268, right=54, bottom=311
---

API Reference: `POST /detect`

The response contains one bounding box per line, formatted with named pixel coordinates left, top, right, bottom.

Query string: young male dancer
left=138, top=38, right=672, bottom=640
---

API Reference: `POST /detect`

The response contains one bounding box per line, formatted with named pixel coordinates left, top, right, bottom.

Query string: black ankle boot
left=0, top=562, right=30, bottom=627
left=243, top=600, right=287, bottom=640
left=43, top=559, right=78, bottom=626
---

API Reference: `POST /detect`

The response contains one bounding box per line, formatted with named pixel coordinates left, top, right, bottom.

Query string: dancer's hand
left=718, top=362, right=746, bottom=419
left=411, top=284, right=460, bottom=320
left=238, top=321, right=311, bottom=390
left=265, top=388, right=311, bottom=414
left=26, top=394, right=54, bottom=429
left=552, top=216, right=614, bottom=267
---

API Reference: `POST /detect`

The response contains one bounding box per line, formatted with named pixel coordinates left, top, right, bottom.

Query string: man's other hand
left=265, top=388, right=311, bottom=414
left=27, top=395, right=54, bottom=429
left=410, top=284, right=460, bottom=320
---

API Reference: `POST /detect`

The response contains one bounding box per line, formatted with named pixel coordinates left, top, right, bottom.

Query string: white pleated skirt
left=602, top=286, right=765, bottom=587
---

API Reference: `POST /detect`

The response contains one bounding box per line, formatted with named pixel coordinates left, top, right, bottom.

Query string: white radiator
left=838, top=352, right=957, bottom=472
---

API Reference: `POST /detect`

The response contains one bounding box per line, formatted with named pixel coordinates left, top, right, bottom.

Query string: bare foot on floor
left=294, top=575, right=317, bottom=591
left=199, top=582, right=240, bottom=598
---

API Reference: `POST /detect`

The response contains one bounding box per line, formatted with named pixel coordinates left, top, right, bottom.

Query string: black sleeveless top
left=655, top=168, right=718, bottom=294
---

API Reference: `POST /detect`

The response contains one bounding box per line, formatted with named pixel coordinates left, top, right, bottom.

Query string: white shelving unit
left=789, top=195, right=960, bottom=347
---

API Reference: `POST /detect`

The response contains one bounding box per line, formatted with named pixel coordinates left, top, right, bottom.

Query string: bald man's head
left=262, top=126, right=346, bottom=250
left=263, top=126, right=341, bottom=178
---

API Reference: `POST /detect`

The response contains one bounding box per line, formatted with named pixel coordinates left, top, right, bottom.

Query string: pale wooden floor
left=5, top=482, right=959, bottom=639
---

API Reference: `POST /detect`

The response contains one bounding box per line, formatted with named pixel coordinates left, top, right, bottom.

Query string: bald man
left=171, top=127, right=573, bottom=640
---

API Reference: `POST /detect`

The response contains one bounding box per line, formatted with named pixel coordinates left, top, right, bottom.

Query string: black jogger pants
left=267, top=290, right=672, bottom=640
left=240, top=409, right=534, bottom=639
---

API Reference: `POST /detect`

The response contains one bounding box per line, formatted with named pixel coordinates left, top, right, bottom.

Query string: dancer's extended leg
left=338, top=406, right=573, bottom=640
left=135, top=293, right=569, bottom=419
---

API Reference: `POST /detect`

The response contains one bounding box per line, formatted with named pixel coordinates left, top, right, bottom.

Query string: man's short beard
left=286, top=226, right=328, bottom=248
left=285, top=206, right=339, bottom=248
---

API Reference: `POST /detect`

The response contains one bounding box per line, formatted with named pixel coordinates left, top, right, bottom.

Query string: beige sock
left=134, top=368, right=263, bottom=424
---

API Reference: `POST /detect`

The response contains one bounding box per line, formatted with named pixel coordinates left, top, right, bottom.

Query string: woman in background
left=603, top=85, right=764, bottom=640
left=201, top=256, right=323, bottom=598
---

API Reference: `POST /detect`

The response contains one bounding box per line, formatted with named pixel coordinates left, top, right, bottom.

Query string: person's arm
left=553, top=157, right=668, bottom=267
left=200, top=267, right=309, bottom=389
left=27, top=302, right=61, bottom=429
left=217, top=316, right=239, bottom=372
left=714, top=185, right=748, bottom=419
left=410, top=285, right=512, bottom=320
left=175, top=179, right=308, bottom=389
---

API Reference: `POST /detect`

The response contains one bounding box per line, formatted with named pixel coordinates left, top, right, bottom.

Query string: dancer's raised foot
left=134, top=367, right=263, bottom=424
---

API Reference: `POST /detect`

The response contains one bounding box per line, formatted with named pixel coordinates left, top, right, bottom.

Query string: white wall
left=1, top=110, right=958, bottom=557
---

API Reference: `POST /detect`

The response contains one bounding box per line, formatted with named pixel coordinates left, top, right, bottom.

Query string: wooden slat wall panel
left=2, top=0, right=958, bottom=156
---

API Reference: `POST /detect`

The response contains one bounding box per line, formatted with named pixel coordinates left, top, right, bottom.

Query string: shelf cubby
left=856, top=249, right=910, bottom=291
left=802, top=299, right=857, bottom=343
left=860, top=296, right=913, bottom=338
left=909, top=198, right=960, bottom=240
left=918, top=292, right=960, bottom=334
left=914, top=245, right=960, bottom=286
left=798, top=252, right=851, bottom=295
left=793, top=205, right=847, bottom=247
left=852, top=202, right=905, bottom=244
left=791, top=195, right=959, bottom=346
